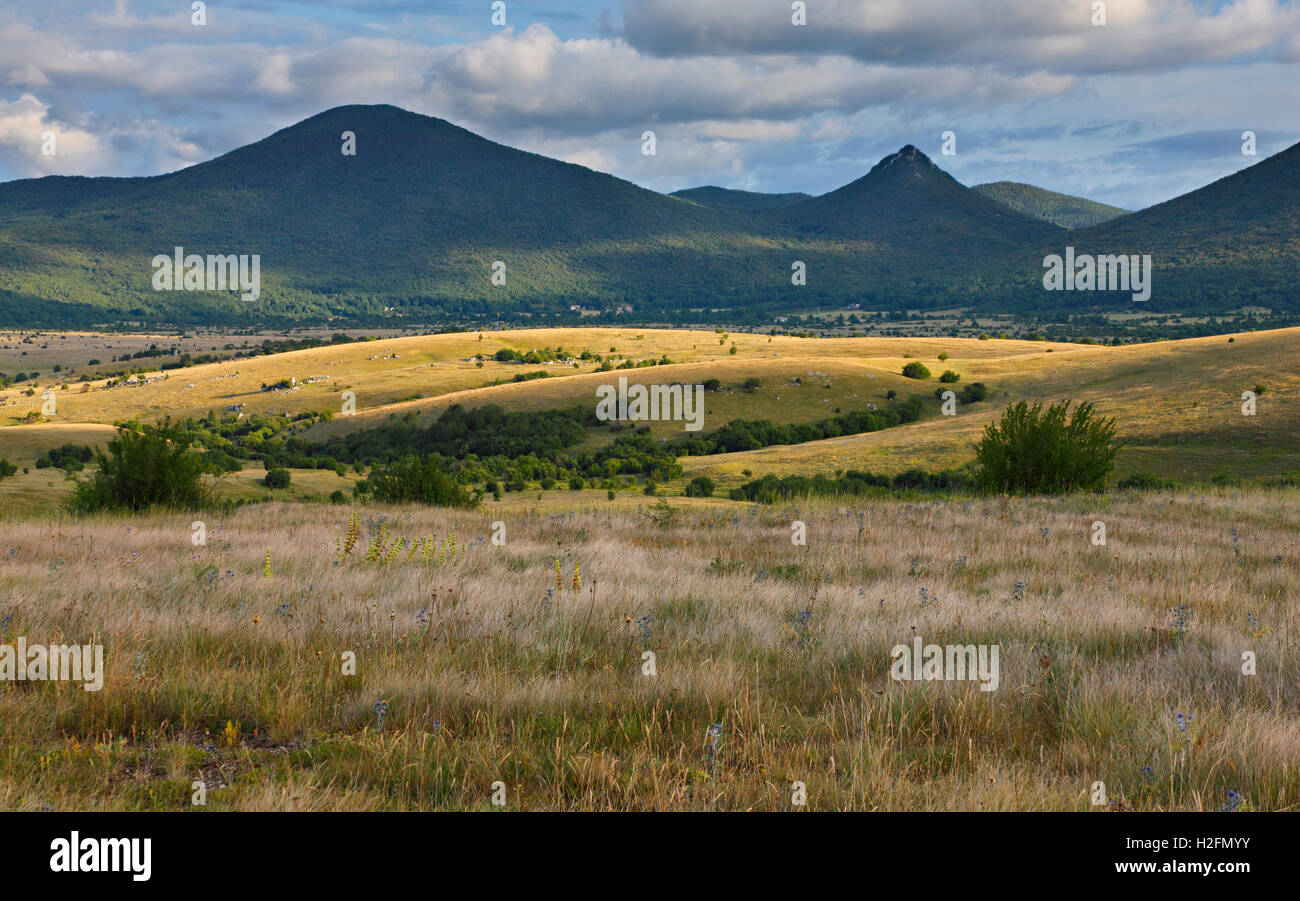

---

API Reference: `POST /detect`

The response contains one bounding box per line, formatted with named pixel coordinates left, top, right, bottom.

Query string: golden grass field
left=0, top=489, right=1296, bottom=810
left=0, top=326, right=1297, bottom=810
left=1, top=325, right=1298, bottom=514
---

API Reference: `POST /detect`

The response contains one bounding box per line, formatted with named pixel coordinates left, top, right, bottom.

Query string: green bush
left=685, top=475, right=715, bottom=498
left=70, top=420, right=212, bottom=512
left=0, top=458, right=16, bottom=479
left=939, top=370, right=961, bottom=383
left=264, top=468, right=291, bottom=489
left=366, top=457, right=478, bottom=508
left=974, top=400, right=1118, bottom=494
left=329, top=489, right=347, bottom=504
left=901, top=362, right=931, bottom=380
left=958, top=382, right=988, bottom=404
left=1116, top=471, right=1175, bottom=491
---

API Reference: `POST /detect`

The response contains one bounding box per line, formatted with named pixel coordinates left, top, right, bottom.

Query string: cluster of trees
left=664, top=399, right=924, bottom=456
left=732, top=468, right=972, bottom=502
left=35, top=443, right=94, bottom=471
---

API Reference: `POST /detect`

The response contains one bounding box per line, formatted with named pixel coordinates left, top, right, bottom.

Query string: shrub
left=974, top=400, right=1118, bottom=494
left=568, top=476, right=585, bottom=490
left=607, top=490, right=616, bottom=500
left=901, top=362, right=931, bottom=380
left=741, top=377, right=762, bottom=392
left=958, top=382, right=988, bottom=404
left=264, top=468, right=291, bottom=489
left=643, top=481, right=658, bottom=496
left=702, top=378, right=722, bottom=392
left=939, top=370, right=961, bottom=383
left=329, top=489, right=347, bottom=504
left=685, top=475, right=715, bottom=498
left=70, top=420, right=212, bottom=512
left=366, top=457, right=478, bottom=508
left=1116, top=471, right=1174, bottom=491
left=0, top=459, right=16, bottom=479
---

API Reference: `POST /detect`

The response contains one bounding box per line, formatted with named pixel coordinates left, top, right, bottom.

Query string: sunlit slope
left=1, top=326, right=1296, bottom=489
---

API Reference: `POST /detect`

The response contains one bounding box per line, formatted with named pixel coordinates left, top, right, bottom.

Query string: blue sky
left=1, top=0, right=1297, bottom=209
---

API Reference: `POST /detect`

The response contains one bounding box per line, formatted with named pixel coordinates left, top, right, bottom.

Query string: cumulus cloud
left=622, top=0, right=1300, bottom=74
left=0, top=0, right=1293, bottom=209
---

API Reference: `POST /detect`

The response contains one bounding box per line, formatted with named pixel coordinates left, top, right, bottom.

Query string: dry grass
left=2, top=487, right=1297, bottom=811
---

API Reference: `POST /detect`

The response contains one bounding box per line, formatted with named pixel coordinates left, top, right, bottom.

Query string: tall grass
left=1, top=486, right=1296, bottom=810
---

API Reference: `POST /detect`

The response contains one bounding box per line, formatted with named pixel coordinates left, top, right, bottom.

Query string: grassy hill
left=2, top=325, right=1297, bottom=513
left=973, top=181, right=1128, bottom=228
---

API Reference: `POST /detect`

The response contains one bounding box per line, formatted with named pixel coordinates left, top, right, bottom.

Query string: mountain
left=0, top=105, right=1295, bottom=326
left=1010, top=141, right=1300, bottom=308
left=671, top=186, right=812, bottom=210
left=765, top=145, right=1063, bottom=285
left=973, top=182, right=1128, bottom=228
left=0, top=105, right=777, bottom=324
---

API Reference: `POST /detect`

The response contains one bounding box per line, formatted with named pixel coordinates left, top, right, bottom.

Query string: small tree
left=70, top=419, right=212, bottom=512
left=685, top=475, right=715, bottom=498
left=974, top=400, right=1118, bottom=494
left=264, top=468, right=291, bottom=490
left=901, top=362, right=931, bottom=380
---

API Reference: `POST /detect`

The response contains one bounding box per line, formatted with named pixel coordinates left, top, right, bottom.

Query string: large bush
left=901, top=362, right=931, bottom=380
left=70, top=420, right=212, bottom=512
left=685, top=475, right=715, bottom=497
left=973, top=400, right=1118, bottom=494
left=366, top=457, right=478, bottom=508
left=264, top=468, right=291, bottom=489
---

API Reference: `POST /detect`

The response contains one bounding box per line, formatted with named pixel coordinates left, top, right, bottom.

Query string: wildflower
left=1223, top=790, right=1242, bottom=812
left=1176, top=712, right=1194, bottom=732
left=374, top=699, right=388, bottom=729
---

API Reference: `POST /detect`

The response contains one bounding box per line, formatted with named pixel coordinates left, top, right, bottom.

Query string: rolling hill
left=973, top=181, right=1129, bottom=228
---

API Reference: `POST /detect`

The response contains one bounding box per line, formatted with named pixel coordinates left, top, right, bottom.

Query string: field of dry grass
left=2, top=327, right=1296, bottom=511
left=2, top=488, right=1296, bottom=811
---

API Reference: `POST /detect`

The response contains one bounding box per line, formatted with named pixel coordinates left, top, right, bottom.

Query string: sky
left=0, top=0, right=1297, bottom=210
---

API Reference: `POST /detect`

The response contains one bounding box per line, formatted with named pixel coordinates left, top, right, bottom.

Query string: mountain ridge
left=0, top=104, right=1295, bottom=326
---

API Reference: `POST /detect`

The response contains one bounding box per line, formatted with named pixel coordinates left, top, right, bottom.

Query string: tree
left=901, top=362, right=931, bottom=380
left=685, top=475, right=715, bottom=497
left=70, top=419, right=213, bottom=512
left=366, top=457, right=478, bottom=508
left=973, top=400, right=1118, bottom=494
left=264, top=468, right=291, bottom=489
